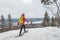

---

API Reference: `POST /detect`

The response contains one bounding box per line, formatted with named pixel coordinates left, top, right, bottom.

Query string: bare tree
left=41, top=0, right=60, bottom=27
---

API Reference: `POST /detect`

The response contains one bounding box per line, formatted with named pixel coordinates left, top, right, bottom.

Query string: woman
left=18, top=13, right=28, bottom=36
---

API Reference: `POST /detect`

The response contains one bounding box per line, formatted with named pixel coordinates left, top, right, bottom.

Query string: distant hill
left=5, top=18, right=43, bottom=23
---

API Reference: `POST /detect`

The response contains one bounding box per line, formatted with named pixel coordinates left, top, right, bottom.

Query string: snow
left=0, top=27, right=60, bottom=40
left=25, top=21, right=42, bottom=24
left=32, top=21, right=42, bottom=24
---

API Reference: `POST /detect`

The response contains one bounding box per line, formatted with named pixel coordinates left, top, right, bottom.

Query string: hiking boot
left=19, top=34, right=22, bottom=36
left=24, top=30, right=27, bottom=33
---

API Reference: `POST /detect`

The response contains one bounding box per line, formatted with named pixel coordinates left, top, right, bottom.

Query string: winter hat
left=22, top=13, right=25, bottom=16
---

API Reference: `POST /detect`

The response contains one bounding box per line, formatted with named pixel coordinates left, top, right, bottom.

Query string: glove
left=17, top=22, right=19, bottom=25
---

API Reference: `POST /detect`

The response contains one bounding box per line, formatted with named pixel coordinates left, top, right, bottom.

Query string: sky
left=0, top=0, right=59, bottom=18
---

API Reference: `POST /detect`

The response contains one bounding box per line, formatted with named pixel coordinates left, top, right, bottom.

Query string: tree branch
left=43, top=6, right=57, bottom=16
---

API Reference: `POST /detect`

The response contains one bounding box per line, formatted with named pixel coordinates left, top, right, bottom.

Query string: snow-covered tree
left=8, top=14, right=12, bottom=30
left=51, top=16, right=56, bottom=26
left=1, top=15, right=5, bottom=29
left=41, top=0, right=60, bottom=27
left=42, top=11, right=50, bottom=26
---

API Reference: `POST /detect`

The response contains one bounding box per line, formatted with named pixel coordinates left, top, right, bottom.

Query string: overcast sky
left=0, top=0, right=59, bottom=18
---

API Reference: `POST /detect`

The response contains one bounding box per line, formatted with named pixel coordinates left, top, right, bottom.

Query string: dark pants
left=19, top=25, right=26, bottom=35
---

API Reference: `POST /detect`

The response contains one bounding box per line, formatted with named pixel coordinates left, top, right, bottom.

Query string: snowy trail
left=0, top=27, right=60, bottom=40
left=0, top=30, right=20, bottom=40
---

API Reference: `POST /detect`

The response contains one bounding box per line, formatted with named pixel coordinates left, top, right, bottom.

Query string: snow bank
left=0, top=27, right=60, bottom=40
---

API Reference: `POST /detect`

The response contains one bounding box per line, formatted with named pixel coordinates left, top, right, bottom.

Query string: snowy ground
left=0, top=27, right=60, bottom=40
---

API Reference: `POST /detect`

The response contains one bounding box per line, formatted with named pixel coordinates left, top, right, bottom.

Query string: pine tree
left=8, top=14, right=12, bottom=30
left=42, top=11, right=50, bottom=26
left=51, top=16, right=55, bottom=26
left=1, top=15, right=5, bottom=30
left=51, top=16, right=57, bottom=26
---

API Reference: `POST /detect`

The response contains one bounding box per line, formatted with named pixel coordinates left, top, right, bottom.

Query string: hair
left=22, top=13, right=25, bottom=16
